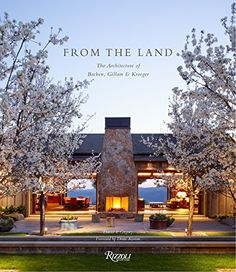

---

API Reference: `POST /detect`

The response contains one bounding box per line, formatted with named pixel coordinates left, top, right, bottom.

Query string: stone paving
left=10, top=212, right=235, bottom=236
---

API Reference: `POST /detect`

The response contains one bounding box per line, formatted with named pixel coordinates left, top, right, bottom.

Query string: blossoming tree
left=0, top=14, right=99, bottom=235
left=143, top=3, right=236, bottom=235
left=173, top=2, right=235, bottom=207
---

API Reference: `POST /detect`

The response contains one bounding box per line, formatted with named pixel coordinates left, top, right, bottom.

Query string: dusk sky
left=0, top=0, right=233, bottom=133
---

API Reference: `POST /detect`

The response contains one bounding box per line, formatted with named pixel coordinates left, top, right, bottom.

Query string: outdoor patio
left=10, top=211, right=234, bottom=236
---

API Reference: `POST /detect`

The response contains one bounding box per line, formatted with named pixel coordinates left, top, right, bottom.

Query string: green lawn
left=61, top=232, right=171, bottom=236
left=206, top=232, right=235, bottom=236
left=0, top=232, right=28, bottom=236
left=61, top=231, right=236, bottom=237
left=0, top=254, right=235, bottom=271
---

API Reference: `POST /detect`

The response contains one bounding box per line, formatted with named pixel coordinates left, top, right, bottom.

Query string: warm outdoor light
left=164, top=173, right=173, bottom=176
left=138, top=172, right=152, bottom=177
left=113, top=197, right=121, bottom=209
left=105, top=196, right=129, bottom=211
left=153, top=173, right=163, bottom=177
left=146, top=162, right=156, bottom=170
left=166, top=165, right=176, bottom=170
left=177, top=191, right=187, bottom=199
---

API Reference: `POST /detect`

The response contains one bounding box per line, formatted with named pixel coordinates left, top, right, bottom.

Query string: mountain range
left=68, top=187, right=167, bottom=205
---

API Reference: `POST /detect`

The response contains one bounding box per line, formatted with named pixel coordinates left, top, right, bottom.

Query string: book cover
left=0, top=0, right=235, bottom=271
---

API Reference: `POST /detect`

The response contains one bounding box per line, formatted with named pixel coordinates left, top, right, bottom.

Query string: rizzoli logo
left=104, top=251, right=131, bottom=262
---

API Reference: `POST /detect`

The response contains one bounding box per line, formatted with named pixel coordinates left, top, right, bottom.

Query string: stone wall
left=97, top=121, right=138, bottom=212
left=0, top=236, right=234, bottom=254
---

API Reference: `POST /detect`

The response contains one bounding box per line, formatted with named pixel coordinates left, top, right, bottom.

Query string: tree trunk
left=187, top=192, right=194, bottom=236
left=39, top=191, right=46, bottom=236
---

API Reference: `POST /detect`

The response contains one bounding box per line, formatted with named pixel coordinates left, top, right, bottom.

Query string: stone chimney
left=97, top=117, right=138, bottom=214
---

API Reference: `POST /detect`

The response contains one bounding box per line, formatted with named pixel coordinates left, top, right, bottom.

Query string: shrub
left=60, top=215, right=78, bottom=221
left=0, top=217, right=15, bottom=226
left=0, top=217, right=15, bottom=232
left=149, top=213, right=175, bottom=227
left=0, top=205, right=17, bottom=214
left=0, top=205, right=26, bottom=215
left=167, top=217, right=175, bottom=227
left=17, top=205, right=26, bottom=216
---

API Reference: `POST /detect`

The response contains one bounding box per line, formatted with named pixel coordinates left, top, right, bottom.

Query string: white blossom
left=143, top=3, right=236, bottom=235
left=0, top=14, right=100, bottom=235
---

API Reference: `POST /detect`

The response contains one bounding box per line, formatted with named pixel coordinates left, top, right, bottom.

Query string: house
left=0, top=117, right=234, bottom=217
